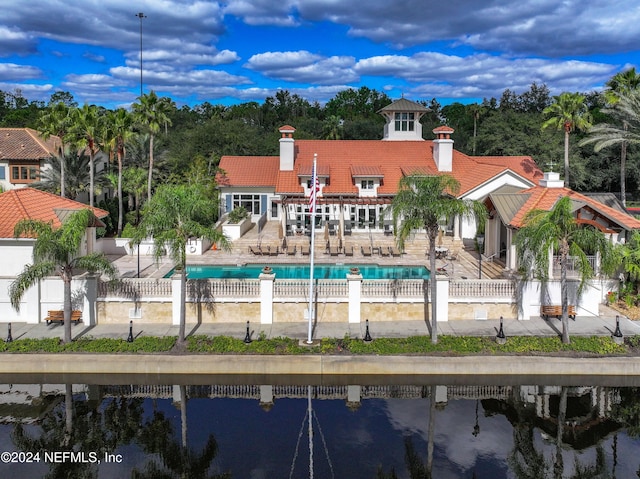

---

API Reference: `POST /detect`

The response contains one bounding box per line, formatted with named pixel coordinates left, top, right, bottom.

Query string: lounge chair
left=389, top=245, right=402, bottom=257
left=330, top=245, right=340, bottom=256
left=286, top=245, right=297, bottom=256
left=269, top=245, right=279, bottom=256
left=361, top=245, right=372, bottom=256
left=344, top=244, right=354, bottom=256
left=380, top=246, right=391, bottom=257
left=248, top=245, right=261, bottom=255
left=301, top=244, right=310, bottom=255
left=383, top=223, right=393, bottom=236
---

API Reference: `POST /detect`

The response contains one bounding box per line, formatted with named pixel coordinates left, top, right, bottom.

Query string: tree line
left=2, top=69, right=640, bottom=235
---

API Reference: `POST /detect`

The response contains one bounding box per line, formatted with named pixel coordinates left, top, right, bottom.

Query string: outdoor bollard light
left=496, top=316, right=506, bottom=344
left=614, top=315, right=623, bottom=338
left=127, top=320, right=134, bottom=343
left=244, top=321, right=252, bottom=344
left=364, top=319, right=373, bottom=342
left=6, top=323, right=12, bottom=343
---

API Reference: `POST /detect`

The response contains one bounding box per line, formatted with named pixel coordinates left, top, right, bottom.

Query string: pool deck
left=110, top=220, right=491, bottom=281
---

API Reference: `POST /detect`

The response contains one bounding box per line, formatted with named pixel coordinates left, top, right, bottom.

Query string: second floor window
left=394, top=112, right=415, bottom=132
left=361, top=180, right=374, bottom=190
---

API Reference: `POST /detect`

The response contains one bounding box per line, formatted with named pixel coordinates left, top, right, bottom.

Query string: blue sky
left=0, top=0, right=639, bottom=109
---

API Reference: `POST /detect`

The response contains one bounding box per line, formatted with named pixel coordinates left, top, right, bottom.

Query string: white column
left=453, top=215, right=461, bottom=241
left=436, top=275, right=449, bottom=322
left=347, top=271, right=362, bottom=324
left=347, top=385, right=361, bottom=404
left=171, top=272, right=183, bottom=326
left=260, top=272, right=275, bottom=324
left=260, top=385, right=274, bottom=406
left=81, top=275, right=98, bottom=326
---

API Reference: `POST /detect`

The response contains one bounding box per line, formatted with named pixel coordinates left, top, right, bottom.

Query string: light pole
left=136, top=12, right=146, bottom=97
left=477, top=235, right=484, bottom=279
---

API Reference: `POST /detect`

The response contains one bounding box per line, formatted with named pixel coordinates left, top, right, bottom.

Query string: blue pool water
left=171, top=264, right=429, bottom=280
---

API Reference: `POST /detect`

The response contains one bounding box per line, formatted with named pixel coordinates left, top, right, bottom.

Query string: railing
left=187, top=279, right=260, bottom=298
left=98, top=278, right=172, bottom=298
left=274, top=280, right=348, bottom=298
left=361, top=280, right=425, bottom=298
left=449, top=279, right=514, bottom=298
left=552, top=255, right=597, bottom=278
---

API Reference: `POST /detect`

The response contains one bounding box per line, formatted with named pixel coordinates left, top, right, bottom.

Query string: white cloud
left=246, top=51, right=357, bottom=84
left=0, top=63, right=42, bottom=81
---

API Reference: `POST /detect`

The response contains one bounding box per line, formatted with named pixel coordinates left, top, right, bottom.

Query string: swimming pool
left=170, top=264, right=429, bottom=280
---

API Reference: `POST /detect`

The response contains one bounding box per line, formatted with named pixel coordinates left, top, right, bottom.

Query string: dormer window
left=361, top=180, right=374, bottom=190
left=395, top=112, right=415, bottom=132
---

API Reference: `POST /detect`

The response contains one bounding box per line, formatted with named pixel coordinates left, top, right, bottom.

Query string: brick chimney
left=279, top=125, right=295, bottom=171
left=432, top=126, right=454, bottom=172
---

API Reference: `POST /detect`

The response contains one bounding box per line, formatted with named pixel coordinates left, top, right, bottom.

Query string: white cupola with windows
left=378, top=98, right=428, bottom=141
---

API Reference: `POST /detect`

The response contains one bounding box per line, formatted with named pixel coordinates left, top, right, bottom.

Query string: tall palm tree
left=123, top=166, right=148, bottom=224
left=9, top=209, right=117, bottom=343
left=132, top=91, right=173, bottom=202
left=582, top=72, right=640, bottom=206
left=390, top=174, right=486, bottom=343
left=38, top=101, right=74, bottom=198
left=468, top=103, right=486, bottom=155
left=102, top=109, right=134, bottom=236
left=515, top=196, right=615, bottom=344
left=31, top=147, right=103, bottom=200
left=71, top=104, right=102, bottom=207
left=135, top=183, right=230, bottom=343
left=542, top=92, right=592, bottom=187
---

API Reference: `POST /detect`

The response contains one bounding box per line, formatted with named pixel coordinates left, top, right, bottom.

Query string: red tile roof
left=509, top=186, right=640, bottom=230
left=0, top=128, right=60, bottom=160
left=219, top=138, right=542, bottom=198
left=0, top=188, right=109, bottom=238
left=217, top=156, right=280, bottom=188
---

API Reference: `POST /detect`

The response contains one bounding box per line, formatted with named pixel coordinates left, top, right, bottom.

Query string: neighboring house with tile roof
left=0, top=128, right=60, bottom=192
left=0, top=188, right=109, bottom=323
left=218, top=98, right=544, bottom=241
left=486, top=171, right=640, bottom=272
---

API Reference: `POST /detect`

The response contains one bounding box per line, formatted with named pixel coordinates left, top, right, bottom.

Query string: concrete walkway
left=4, top=306, right=638, bottom=343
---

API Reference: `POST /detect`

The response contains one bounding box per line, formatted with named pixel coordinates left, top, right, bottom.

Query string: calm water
left=0, top=377, right=638, bottom=478
left=171, top=263, right=430, bottom=280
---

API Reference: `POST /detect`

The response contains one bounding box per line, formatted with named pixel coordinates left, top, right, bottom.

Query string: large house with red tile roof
left=0, top=128, right=60, bottom=192
left=218, top=98, right=546, bottom=243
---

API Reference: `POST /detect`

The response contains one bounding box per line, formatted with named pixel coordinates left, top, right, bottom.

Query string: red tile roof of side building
left=219, top=139, right=543, bottom=197
left=0, top=188, right=109, bottom=238
left=510, top=186, right=640, bottom=230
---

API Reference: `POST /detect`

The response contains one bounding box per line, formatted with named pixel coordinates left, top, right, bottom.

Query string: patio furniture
left=361, top=245, right=372, bottom=256
left=383, top=223, right=393, bottom=236
left=541, top=305, right=576, bottom=320
left=389, top=245, right=402, bottom=257
left=344, top=244, right=354, bottom=256
left=380, top=246, right=391, bottom=257
left=286, top=245, right=297, bottom=256
left=329, top=244, right=340, bottom=256
left=344, top=223, right=352, bottom=236
left=248, top=245, right=262, bottom=255
left=45, top=310, right=82, bottom=326
left=301, top=244, right=310, bottom=255
left=435, top=247, right=449, bottom=259
left=269, top=245, right=279, bottom=256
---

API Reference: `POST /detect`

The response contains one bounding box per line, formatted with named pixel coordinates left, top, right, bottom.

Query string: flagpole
left=307, top=154, right=318, bottom=344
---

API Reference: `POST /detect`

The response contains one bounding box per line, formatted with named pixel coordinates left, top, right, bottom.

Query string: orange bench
left=540, top=305, right=576, bottom=320
left=45, top=310, right=82, bottom=326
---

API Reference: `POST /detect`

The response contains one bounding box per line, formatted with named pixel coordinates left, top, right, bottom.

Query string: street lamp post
left=136, top=12, right=146, bottom=97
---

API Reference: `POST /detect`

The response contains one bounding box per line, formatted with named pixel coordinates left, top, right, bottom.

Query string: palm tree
left=542, top=92, right=592, bottom=187
left=581, top=85, right=640, bottom=207
left=468, top=103, right=486, bottom=155
left=9, top=209, right=117, bottom=343
left=102, top=109, right=134, bottom=236
left=123, top=166, right=148, bottom=224
left=515, top=196, right=615, bottom=344
left=132, top=91, right=173, bottom=202
left=71, top=104, right=102, bottom=207
left=390, top=174, right=486, bottom=343
left=31, top=147, right=104, bottom=200
left=38, top=101, right=73, bottom=198
left=135, top=183, right=230, bottom=343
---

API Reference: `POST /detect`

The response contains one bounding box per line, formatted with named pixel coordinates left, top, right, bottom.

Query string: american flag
left=309, top=163, right=320, bottom=210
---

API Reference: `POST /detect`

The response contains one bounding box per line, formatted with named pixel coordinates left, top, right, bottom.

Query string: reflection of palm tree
left=12, top=383, right=145, bottom=479
left=133, top=386, right=229, bottom=478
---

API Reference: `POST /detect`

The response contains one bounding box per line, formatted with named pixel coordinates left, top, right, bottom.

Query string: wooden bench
left=45, top=310, right=82, bottom=326
left=540, top=305, right=576, bottom=321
